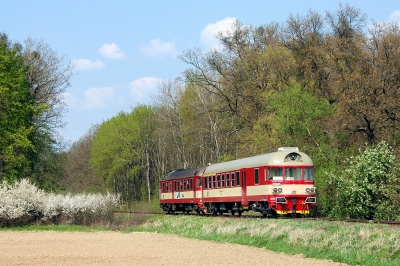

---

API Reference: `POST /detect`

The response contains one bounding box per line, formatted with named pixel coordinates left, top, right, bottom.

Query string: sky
left=1, top=1, right=400, bottom=145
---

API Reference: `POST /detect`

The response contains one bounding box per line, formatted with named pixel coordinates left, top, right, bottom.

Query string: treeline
left=0, top=33, right=73, bottom=191
left=2, top=4, right=400, bottom=219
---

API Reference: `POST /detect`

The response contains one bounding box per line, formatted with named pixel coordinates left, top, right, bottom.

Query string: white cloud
left=98, top=43, right=126, bottom=59
left=72, top=58, right=105, bottom=71
left=62, top=91, right=81, bottom=108
left=129, top=77, right=162, bottom=103
left=201, top=17, right=237, bottom=51
left=389, top=10, right=400, bottom=25
left=82, top=87, right=115, bottom=109
left=140, top=39, right=177, bottom=57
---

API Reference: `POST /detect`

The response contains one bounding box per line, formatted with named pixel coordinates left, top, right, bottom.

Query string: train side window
left=254, top=168, right=259, bottom=185
left=236, top=172, right=241, bottom=186
left=234, top=172, right=238, bottom=186
left=212, top=175, right=215, bottom=188
left=226, top=173, right=230, bottom=187
left=221, top=174, right=225, bottom=188
left=190, top=179, right=193, bottom=190
left=268, top=168, right=283, bottom=181
left=217, top=174, right=220, bottom=188
left=305, top=168, right=314, bottom=180
left=199, top=178, right=202, bottom=188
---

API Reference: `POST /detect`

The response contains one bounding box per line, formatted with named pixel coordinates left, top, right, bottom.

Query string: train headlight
left=306, top=188, right=315, bottom=193
left=278, top=188, right=282, bottom=193
left=273, top=188, right=278, bottom=193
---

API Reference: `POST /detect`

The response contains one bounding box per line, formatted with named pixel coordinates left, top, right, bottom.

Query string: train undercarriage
left=160, top=201, right=300, bottom=218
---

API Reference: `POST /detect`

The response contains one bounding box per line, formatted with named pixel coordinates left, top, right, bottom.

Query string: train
left=159, top=147, right=316, bottom=217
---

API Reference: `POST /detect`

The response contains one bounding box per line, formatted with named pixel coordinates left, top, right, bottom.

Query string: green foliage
left=0, top=41, right=35, bottom=180
left=325, top=141, right=400, bottom=220
left=267, top=84, right=334, bottom=147
left=91, top=105, right=155, bottom=202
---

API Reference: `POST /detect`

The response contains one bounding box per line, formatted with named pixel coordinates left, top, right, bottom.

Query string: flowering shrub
left=325, top=141, right=400, bottom=220
left=0, top=179, right=120, bottom=226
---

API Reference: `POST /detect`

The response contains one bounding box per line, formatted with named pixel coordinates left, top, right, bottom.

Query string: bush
left=0, top=179, right=120, bottom=226
left=325, top=141, right=400, bottom=220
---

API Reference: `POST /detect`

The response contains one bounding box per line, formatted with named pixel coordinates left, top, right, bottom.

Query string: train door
left=169, top=181, right=173, bottom=202
left=197, top=176, right=203, bottom=208
left=241, top=170, right=247, bottom=207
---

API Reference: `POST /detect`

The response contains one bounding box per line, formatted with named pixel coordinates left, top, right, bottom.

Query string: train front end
left=265, top=147, right=316, bottom=216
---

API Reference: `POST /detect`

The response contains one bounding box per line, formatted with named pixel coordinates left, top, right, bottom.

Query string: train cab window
left=254, top=168, right=259, bottom=185
left=221, top=174, right=225, bottom=188
left=305, top=168, right=314, bottom=181
left=286, top=168, right=302, bottom=180
left=268, top=168, right=283, bottom=181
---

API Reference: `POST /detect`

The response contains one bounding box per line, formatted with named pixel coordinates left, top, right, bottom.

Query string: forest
left=1, top=3, right=400, bottom=220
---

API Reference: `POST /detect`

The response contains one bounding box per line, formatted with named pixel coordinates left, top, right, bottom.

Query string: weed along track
left=115, top=210, right=400, bottom=226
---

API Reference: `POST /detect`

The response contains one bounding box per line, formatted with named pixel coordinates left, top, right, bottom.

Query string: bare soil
left=0, top=231, right=348, bottom=265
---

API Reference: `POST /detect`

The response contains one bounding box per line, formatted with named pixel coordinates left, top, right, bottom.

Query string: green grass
left=124, top=215, right=400, bottom=266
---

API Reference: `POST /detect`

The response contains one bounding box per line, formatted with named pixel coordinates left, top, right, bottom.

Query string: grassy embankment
left=123, top=214, right=400, bottom=266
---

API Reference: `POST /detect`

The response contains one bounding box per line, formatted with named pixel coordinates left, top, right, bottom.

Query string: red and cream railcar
left=159, top=167, right=206, bottom=214
left=201, top=147, right=316, bottom=217
left=159, top=147, right=316, bottom=217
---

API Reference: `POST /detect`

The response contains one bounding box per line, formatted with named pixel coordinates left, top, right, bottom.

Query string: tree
left=180, top=21, right=298, bottom=157
left=325, top=3, right=367, bottom=39
left=267, top=84, right=334, bottom=150
left=21, top=38, right=75, bottom=187
left=63, top=124, right=104, bottom=193
left=0, top=39, right=35, bottom=181
left=91, top=106, right=156, bottom=203
left=324, top=141, right=400, bottom=220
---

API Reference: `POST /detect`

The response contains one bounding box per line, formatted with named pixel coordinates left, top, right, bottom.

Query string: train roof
left=203, top=147, right=313, bottom=175
left=162, top=166, right=207, bottom=181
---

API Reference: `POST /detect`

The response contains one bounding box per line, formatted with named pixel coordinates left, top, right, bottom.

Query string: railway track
left=114, top=210, right=400, bottom=226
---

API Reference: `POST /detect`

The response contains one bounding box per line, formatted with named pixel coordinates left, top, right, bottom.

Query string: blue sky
left=1, top=1, right=399, bottom=144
